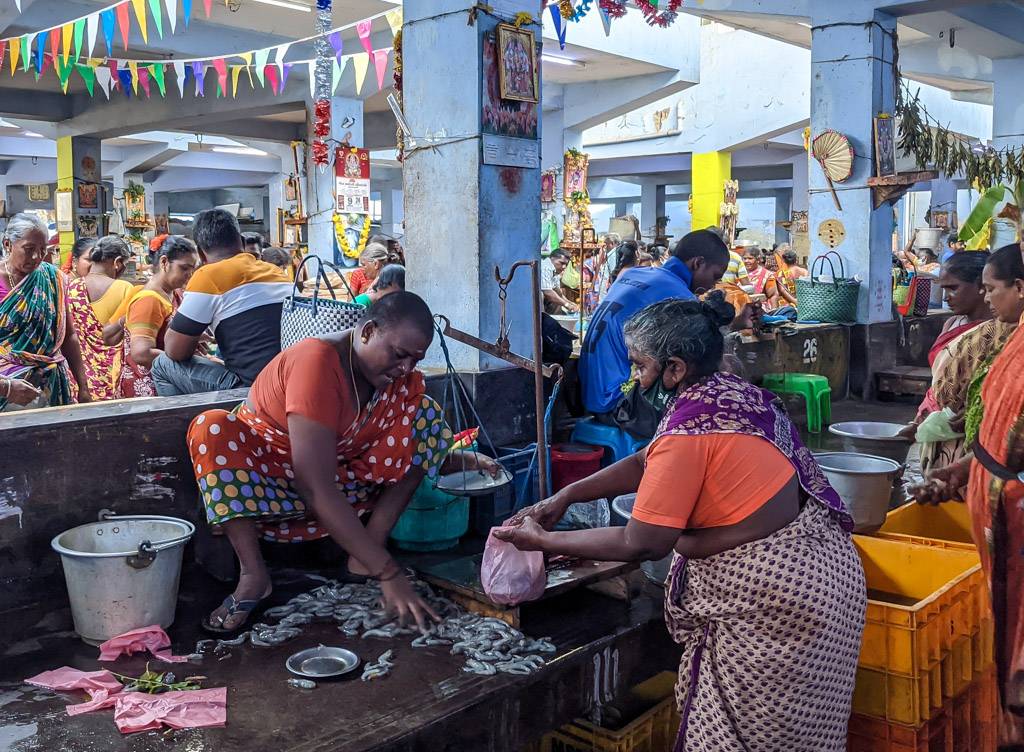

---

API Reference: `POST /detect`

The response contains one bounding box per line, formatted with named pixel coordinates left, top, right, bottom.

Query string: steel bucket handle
left=98, top=510, right=196, bottom=560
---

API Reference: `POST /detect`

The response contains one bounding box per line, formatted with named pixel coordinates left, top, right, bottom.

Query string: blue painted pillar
left=639, top=181, right=664, bottom=240
left=993, top=57, right=1024, bottom=151
left=306, top=96, right=363, bottom=263
left=775, top=188, right=792, bottom=246
left=791, top=154, right=808, bottom=213
left=404, top=1, right=541, bottom=370
left=809, top=10, right=896, bottom=323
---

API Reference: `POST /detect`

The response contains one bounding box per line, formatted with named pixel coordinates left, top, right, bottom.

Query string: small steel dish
left=435, top=468, right=513, bottom=497
left=286, top=645, right=360, bottom=679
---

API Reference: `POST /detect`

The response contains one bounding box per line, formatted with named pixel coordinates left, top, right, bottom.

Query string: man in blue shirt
left=579, top=229, right=730, bottom=431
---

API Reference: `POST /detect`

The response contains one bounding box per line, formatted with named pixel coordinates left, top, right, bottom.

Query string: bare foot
left=206, top=571, right=272, bottom=631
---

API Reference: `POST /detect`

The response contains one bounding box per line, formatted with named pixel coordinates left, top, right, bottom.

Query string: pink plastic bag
left=97, top=625, right=187, bottom=663
left=480, top=525, right=546, bottom=606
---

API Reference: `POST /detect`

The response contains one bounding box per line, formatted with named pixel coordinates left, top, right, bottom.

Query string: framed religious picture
left=564, top=150, right=589, bottom=199
left=496, top=23, right=538, bottom=103
left=874, top=116, right=896, bottom=177
left=76, top=214, right=98, bottom=239
left=28, top=184, right=50, bottom=202
left=77, top=182, right=98, bottom=209
left=541, top=171, right=556, bottom=203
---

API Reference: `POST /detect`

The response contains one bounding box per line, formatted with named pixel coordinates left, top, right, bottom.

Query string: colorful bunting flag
left=236, top=50, right=251, bottom=66
left=95, top=65, right=112, bottom=98
left=183, top=0, right=192, bottom=27
left=117, top=67, right=132, bottom=97
left=57, top=55, right=74, bottom=92
left=202, top=0, right=211, bottom=17
left=164, top=0, right=177, bottom=34
left=265, top=63, right=279, bottom=94
left=356, top=19, right=373, bottom=56
left=138, top=64, right=151, bottom=96
left=147, top=0, right=163, bottom=38
left=352, top=52, right=368, bottom=94
left=230, top=64, right=243, bottom=96
left=8, top=35, right=18, bottom=74
left=20, top=35, right=30, bottom=72
left=275, top=42, right=290, bottom=77
left=384, top=8, right=402, bottom=37
left=192, top=61, right=205, bottom=96
left=13, top=0, right=20, bottom=12
left=101, top=9, right=115, bottom=55
left=210, top=57, right=226, bottom=96
left=253, top=47, right=269, bottom=85
left=115, top=3, right=130, bottom=49
left=130, top=0, right=148, bottom=44
left=598, top=5, right=612, bottom=35
left=37, top=30, right=49, bottom=73
left=73, top=18, right=86, bottom=61
left=0, top=41, right=6, bottom=69
left=61, top=22, right=73, bottom=63
left=372, top=48, right=388, bottom=91
left=76, top=63, right=96, bottom=95
left=127, top=60, right=139, bottom=93
left=549, top=4, right=566, bottom=49
left=172, top=60, right=185, bottom=96
left=87, top=13, right=100, bottom=56
left=280, top=61, right=292, bottom=90
left=328, top=31, right=342, bottom=61
left=149, top=62, right=165, bottom=95
left=47, top=27, right=59, bottom=65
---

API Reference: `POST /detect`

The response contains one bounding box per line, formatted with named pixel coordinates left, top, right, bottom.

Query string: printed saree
left=0, top=262, right=73, bottom=410
left=659, top=373, right=865, bottom=752
left=66, top=278, right=123, bottom=401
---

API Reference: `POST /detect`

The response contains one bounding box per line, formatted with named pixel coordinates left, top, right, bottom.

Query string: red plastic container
left=550, top=443, right=604, bottom=492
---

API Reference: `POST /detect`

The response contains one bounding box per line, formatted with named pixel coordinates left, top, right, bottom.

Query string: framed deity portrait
left=496, top=24, right=538, bottom=104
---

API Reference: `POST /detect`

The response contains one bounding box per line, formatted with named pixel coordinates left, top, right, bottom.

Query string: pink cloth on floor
left=97, top=625, right=188, bottom=663
left=24, top=666, right=124, bottom=716
left=112, top=687, right=227, bottom=734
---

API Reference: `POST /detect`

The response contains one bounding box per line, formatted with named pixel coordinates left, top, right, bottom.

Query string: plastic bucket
left=815, top=452, right=902, bottom=534
left=611, top=494, right=672, bottom=586
left=551, top=443, right=603, bottom=492
left=390, top=481, right=469, bottom=552
left=51, top=514, right=195, bottom=644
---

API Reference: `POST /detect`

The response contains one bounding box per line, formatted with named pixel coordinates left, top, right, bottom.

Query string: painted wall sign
left=482, top=134, right=539, bottom=169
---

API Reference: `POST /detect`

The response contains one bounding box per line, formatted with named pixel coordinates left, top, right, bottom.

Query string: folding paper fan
left=812, top=129, right=855, bottom=211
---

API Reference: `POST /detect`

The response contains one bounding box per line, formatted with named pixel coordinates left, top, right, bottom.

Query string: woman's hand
left=897, top=422, right=919, bottom=441
left=507, top=492, right=571, bottom=531
left=492, top=516, right=549, bottom=551
left=5, top=378, right=41, bottom=406
left=379, top=573, right=440, bottom=633
left=77, top=387, right=93, bottom=404
left=908, top=459, right=972, bottom=505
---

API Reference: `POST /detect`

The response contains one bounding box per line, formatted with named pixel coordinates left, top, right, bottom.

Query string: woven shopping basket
left=796, top=251, right=861, bottom=323
left=281, top=254, right=364, bottom=349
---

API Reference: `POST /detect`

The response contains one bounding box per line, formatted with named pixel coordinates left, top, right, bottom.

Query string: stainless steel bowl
left=828, top=422, right=912, bottom=465
left=286, top=645, right=361, bottom=679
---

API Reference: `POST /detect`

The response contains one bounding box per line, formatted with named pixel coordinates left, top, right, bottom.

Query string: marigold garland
left=333, top=213, right=372, bottom=259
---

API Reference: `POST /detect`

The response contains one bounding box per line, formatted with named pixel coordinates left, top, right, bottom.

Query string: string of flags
left=0, top=6, right=402, bottom=100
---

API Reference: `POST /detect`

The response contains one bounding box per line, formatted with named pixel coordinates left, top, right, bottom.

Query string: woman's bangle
left=373, top=558, right=403, bottom=581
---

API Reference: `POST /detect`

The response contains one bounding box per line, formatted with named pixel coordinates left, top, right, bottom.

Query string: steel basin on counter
left=828, top=422, right=913, bottom=465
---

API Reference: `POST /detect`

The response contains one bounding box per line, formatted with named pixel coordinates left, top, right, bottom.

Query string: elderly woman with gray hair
left=498, top=293, right=864, bottom=751
left=0, top=212, right=91, bottom=410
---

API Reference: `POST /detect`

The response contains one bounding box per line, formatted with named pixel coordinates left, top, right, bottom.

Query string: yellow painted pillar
left=56, top=136, right=75, bottom=267
left=691, top=151, right=731, bottom=233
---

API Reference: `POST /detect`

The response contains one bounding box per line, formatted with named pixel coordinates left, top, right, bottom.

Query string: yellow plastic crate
left=973, top=619, right=994, bottom=675
left=853, top=536, right=984, bottom=725
left=943, top=635, right=974, bottom=699
left=876, top=502, right=976, bottom=549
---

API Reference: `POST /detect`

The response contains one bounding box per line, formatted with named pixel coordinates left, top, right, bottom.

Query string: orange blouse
left=631, top=433, right=796, bottom=530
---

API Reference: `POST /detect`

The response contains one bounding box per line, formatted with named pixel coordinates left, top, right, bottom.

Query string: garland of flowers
left=393, top=28, right=403, bottom=163
left=333, top=213, right=372, bottom=259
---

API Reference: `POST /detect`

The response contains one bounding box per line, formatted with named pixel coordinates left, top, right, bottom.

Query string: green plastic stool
left=762, top=373, right=832, bottom=433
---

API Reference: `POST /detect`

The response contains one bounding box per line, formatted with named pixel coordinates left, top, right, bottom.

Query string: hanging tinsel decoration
left=393, top=28, right=404, bottom=163
left=634, top=0, right=683, bottom=27
left=559, top=0, right=592, bottom=21
left=311, top=0, right=333, bottom=170
left=598, top=0, right=628, bottom=18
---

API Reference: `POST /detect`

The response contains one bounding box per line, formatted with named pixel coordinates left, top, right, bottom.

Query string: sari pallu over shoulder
left=66, top=277, right=123, bottom=401
left=0, top=262, right=73, bottom=409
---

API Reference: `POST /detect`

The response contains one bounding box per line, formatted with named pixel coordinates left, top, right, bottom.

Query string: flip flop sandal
left=200, top=589, right=271, bottom=636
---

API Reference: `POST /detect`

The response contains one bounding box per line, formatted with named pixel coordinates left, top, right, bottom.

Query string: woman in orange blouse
left=500, top=295, right=864, bottom=751
left=117, top=236, right=199, bottom=398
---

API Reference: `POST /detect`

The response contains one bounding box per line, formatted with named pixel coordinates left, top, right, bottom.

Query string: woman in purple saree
left=499, top=295, right=865, bottom=751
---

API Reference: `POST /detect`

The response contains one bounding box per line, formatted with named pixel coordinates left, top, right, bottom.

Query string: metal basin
left=610, top=495, right=671, bottom=586
left=815, top=452, right=903, bottom=534
left=286, top=646, right=361, bottom=680
left=828, top=422, right=912, bottom=465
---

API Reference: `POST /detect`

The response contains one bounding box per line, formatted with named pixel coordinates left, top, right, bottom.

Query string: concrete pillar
left=268, top=172, right=287, bottom=246
left=775, top=188, right=792, bottom=246
left=791, top=154, right=809, bottom=213
left=56, top=136, right=102, bottom=265
left=639, top=181, right=664, bottom=240
left=691, top=151, right=730, bottom=233
left=306, top=96, right=364, bottom=263
left=992, top=57, right=1024, bottom=151
left=404, top=0, right=540, bottom=370
left=378, top=188, right=404, bottom=238
left=809, top=9, right=896, bottom=323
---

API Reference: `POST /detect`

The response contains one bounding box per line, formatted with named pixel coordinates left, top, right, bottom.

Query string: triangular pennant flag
left=61, top=22, right=73, bottom=63
left=265, top=63, right=279, bottom=94
left=172, top=60, right=185, bottom=96
left=87, top=14, right=99, bottom=56
left=330, top=57, right=342, bottom=95
left=117, top=67, right=132, bottom=97
left=130, top=0, right=148, bottom=43
left=0, top=41, right=6, bottom=69
left=356, top=19, right=373, bottom=56
left=76, top=63, right=96, bottom=95
left=58, top=55, right=74, bottom=92
left=230, top=64, right=243, bottom=96
left=191, top=61, right=205, bottom=95
left=328, top=31, right=342, bottom=61
left=598, top=5, right=612, bottom=35
left=73, top=19, right=86, bottom=60
left=182, top=0, right=192, bottom=27
left=37, top=30, right=49, bottom=74
left=108, top=59, right=119, bottom=89
left=164, top=0, right=177, bottom=34
left=385, top=8, right=402, bottom=37
left=275, top=42, right=290, bottom=77
left=47, top=27, right=58, bottom=67
left=20, top=35, right=31, bottom=72
left=372, top=48, right=388, bottom=91
left=210, top=57, right=226, bottom=96
left=100, top=9, right=115, bottom=55
left=8, top=35, right=18, bottom=74
left=236, top=50, right=251, bottom=66
left=149, top=62, right=165, bottom=95
left=40, top=48, right=52, bottom=76
left=202, top=0, right=211, bottom=17
left=549, top=5, right=566, bottom=49
left=127, top=60, right=139, bottom=93
left=115, top=3, right=130, bottom=49
left=95, top=65, right=112, bottom=99
left=352, top=53, right=368, bottom=94
left=147, top=0, right=163, bottom=38
left=280, top=62, right=292, bottom=90
left=253, top=48, right=269, bottom=85
left=307, top=60, right=315, bottom=98
left=13, top=0, right=19, bottom=11
left=138, top=64, right=150, bottom=96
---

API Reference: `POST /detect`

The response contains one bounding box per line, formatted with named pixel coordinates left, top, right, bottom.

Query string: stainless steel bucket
left=611, top=494, right=672, bottom=586
left=815, top=452, right=903, bottom=534
left=51, top=512, right=195, bottom=645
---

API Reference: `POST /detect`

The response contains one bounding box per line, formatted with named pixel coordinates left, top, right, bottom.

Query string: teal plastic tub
left=389, top=479, right=469, bottom=552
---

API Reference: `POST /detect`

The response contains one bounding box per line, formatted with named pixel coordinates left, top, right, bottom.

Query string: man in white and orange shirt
left=151, top=209, right=292, bottom=396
